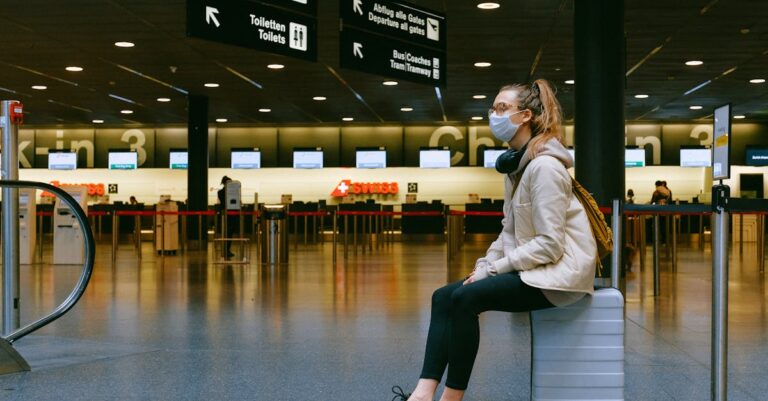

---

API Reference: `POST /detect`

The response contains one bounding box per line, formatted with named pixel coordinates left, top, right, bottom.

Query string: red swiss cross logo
left=331, top=180, right=352, bottom=197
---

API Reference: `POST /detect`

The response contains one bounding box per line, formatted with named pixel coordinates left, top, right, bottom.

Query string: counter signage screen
left=625, top=148, right=646, bottom=168
left=680, top=148, right=711, bottom=167
left=745, top=147, right=768, bottom=166
left=231, top=149, right=261, bottom=169
left=420, top=149, right=451, bottom=168
left=483, top=149, right=506, bottom=168
left=108, top=151, right=138, bottom=170
left=293, top=149, right=323, bottom=169
left=713, top=104, right=731, bottom=180
left=48, top=151, right=77, bottom=170
left=356, top=148, right=386, bottom=169
left=169, top=149, right=188, bottom=169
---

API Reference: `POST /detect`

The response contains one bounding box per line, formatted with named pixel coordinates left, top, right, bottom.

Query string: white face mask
left=488, top=110, right=524, bottom=143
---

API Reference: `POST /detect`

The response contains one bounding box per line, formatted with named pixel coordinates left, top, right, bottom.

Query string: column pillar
left=187, top=95, right=209, bottom=244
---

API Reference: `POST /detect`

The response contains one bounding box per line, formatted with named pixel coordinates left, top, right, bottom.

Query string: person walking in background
left=392, top=79, right=597, bottom=401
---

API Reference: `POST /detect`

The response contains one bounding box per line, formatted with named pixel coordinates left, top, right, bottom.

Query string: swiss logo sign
left=331, top=179, right=399, bottom=197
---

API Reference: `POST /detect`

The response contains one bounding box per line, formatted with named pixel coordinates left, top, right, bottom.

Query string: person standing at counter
left=651, top=180, right=670, bottom=204
left=393, top=79, right=597, bottom=401
left=217, top=176, right=237, bottom=258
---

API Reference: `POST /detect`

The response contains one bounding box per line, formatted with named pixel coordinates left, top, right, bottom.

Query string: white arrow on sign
left=206, top=6, right=220, bottom=28
left=353, top=42, right=364, bottom=59
left=353, top=0, right=364, bottom=16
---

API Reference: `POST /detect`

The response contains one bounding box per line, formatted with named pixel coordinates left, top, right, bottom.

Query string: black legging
left=419, top=272, right=554, bottom=390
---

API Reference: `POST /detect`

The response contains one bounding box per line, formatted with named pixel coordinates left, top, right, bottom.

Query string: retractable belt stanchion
left=332, top=211, right=338, bottom=264
left=111, top=212, right=118, bottom=264
left=739, top=214, right=743, bottom=255
left=758, top=214, right=765, bottom=273
left=672, top=212, right=678, bottom=271
left=711, top=184, right=729, bottom=401
left=653, top=214, right=660, bottom=296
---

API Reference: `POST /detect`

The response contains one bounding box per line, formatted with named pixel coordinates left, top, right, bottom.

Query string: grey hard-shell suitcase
left=530, top=287, right=625, bottom=400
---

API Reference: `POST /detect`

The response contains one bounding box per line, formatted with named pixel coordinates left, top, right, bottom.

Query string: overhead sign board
left=340, top=27, right=446, bottom=87
left=340, top=0, right=446, bottom=86
left=268, top=0, right=318, bottom=16
left=187, top=0, right=317, bottom=61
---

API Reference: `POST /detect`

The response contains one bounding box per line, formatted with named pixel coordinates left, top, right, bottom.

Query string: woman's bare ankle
left=409, top=378, right=439, bottom=401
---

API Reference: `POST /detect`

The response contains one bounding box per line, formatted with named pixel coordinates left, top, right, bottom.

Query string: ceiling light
left=689, top=105, right=703, bottom=110
left=92, top=119, right=104, bottom=124
left=342, top=117, right=354, bottom=121
left=114, top=41, right=135, bottom=48
left=564, top=80, right=575, bottom=85
left=204, top=83, right=220, bottom=88
left=65, top=66, right=83, bottom=72
left=734, top=115, right=746, bottom=119
left=749, top=78, right=765, bottom=84
left=258, top=108, right=271, bottom=113
left=473, top=95, right=487, bottom=99
left=685, top=60, right=703, bottom=66
left=477, top=3, right=500, bottom=9
left=216, top=118, right=228, bottom=123
left=471, top=116, right=483, bottom=121
left=267, top=64, right=284, bottom=70
left=31, top=85, right=47, bottom=90
left=156, top=97, right=171, bottom=102
left=400, top=107, right=413, bottom=112
left=634, top=94, right=649, bottom=99
left=382, top=81, right=398, bottom=86
left=474, top=62, right=492, bottom=68
left=120, top=109, right=133, bottom=114
left=312, top=96, right=327, bottom=101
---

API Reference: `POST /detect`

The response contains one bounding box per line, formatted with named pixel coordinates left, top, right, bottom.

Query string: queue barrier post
left=711, top=185, right=729, bottom=401
left=653, top=214, right=660, bottom=297
left=758, top=214, right=765, bottom=273
left=332, top=211, right=337, bottom=264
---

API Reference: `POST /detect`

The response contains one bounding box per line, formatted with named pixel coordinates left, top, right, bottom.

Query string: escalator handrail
left=0, top=180, right=95, bottom=343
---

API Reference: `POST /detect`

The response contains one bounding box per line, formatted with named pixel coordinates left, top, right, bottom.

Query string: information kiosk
left=155, top=195, right=179, bottom=254
left=19, top=188, right=36, bottom=264
left=53, top=186, right=88, bottom=265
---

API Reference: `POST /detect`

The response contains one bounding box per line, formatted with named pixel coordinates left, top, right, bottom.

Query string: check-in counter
left=401, top=201, right=444, bottom=235
left=465, top=199, right=503, bottom=234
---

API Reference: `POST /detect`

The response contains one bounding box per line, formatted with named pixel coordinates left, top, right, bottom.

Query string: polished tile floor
left=1, top=235, right=767, bottom=400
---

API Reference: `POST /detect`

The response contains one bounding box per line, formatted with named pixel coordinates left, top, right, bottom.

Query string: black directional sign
left=187, top=0, right=317, bottom=61
left=339, top=0, right=446, bottom=86
left=267, top=0, right=318, bottom=16
left=341, top=27, right=446, bottom=87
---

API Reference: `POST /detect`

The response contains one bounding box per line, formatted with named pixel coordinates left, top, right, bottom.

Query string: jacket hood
left=513, top=138, right=573, bottom=174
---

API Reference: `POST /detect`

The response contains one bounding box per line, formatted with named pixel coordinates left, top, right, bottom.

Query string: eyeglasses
left=488, top=102, right=519, bottom=116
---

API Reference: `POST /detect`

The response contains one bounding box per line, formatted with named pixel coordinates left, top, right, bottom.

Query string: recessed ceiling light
left=689, top=105, right=703, bottom=110
left=634, top=94, right=649, bottom=99
left=473, top=95, right=487, bottom=99
left=564, top=80, right=575, bottom=85
left=120, top=109, right=133, bottom=114
left=342, top=117, right=354, bottom=121
left=685, top=60, right=703, bottom=66
left=31, top=85, right=47, bottom=90
left=267, top=64, right=284, bottom=69
left=92, top=119, right=104, bottom=124
left=400, top=107, right=413, bottom=112
left=156, top=97, right=171, bottom=102
left=313, top=96, right=327, bottom=101
left=65, top=66, right=83, bottom=72
left=216, top=118, right=228, bottom=123
left=749, top=78, right=765, bottom=84
left=204, top=83, right=220, bottom=88
left=471, top=116, right=483, bottom=121
left=734, top=115, right=746, bottom=119
left=114, top=41, right=135, bottom=48
left=477, top=2, right=500, bottom=9
left=474, top=62, right=492, bottom=68
left=382, top=81, right=398, bottom=86
left=258, top=108, right=271, bottom=113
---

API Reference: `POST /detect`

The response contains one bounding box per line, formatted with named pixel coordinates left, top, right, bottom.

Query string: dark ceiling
left=0, top=0, right=766, bottom=126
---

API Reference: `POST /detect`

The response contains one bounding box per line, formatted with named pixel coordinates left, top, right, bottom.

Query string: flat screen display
left=231, top=150, right=261, bottom=169
left=419, top=149, right=451, bottom=168
left=356, top=149, right=386, bottom=169
left=680, top=148, right=711, bottom=167
left=169, top=150, right=188, bottom=169
left=745, top=147, right=768, bottom=166
left=48, top=152, right=77, bottom=170
left=713, top=104, right=731, bottom=180
left=483, top=149, right=506, bottom=168
left=108, top=151, right=138, bottom=170
left=293, top=150, right=323, bottom=169
left=625, top=149, right=646, bottom=168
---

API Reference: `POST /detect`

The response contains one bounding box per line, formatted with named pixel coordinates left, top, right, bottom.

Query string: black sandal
left=390, top=385, right=411, bottom=401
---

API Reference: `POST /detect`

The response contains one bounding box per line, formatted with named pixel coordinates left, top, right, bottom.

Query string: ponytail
left=499, top=79, right=564, bottom=154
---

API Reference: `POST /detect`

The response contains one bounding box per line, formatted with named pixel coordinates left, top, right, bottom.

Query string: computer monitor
left=680, top=147, right=711, bottom=167
left=48, top=151, right=77, bottom=170
left=483, top=148, right=507, bottom=168
left=231, top=148, right=261, bottom=169
left=419, top=149, right=451, bottom=168
left=625, top=148, right=645, bottom=168
left=356, top=147, right=386, bottom=169
left=293, top=148, right=323, bottom=169
left=745, top=146, right=768, bottom=166
left=108, top=150, right=138, bottom=170
left=169, top=148, right=188, bottom=169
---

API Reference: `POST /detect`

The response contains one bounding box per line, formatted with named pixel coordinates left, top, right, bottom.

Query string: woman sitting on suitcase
left=393, top=79, right=597, bottom=401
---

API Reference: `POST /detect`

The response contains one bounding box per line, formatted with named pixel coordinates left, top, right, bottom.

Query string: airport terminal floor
left=0, top=236, right=766, bottom=401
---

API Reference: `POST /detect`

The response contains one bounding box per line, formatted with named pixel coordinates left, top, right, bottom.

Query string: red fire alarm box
left=9, top=101, right=23, bottom=124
